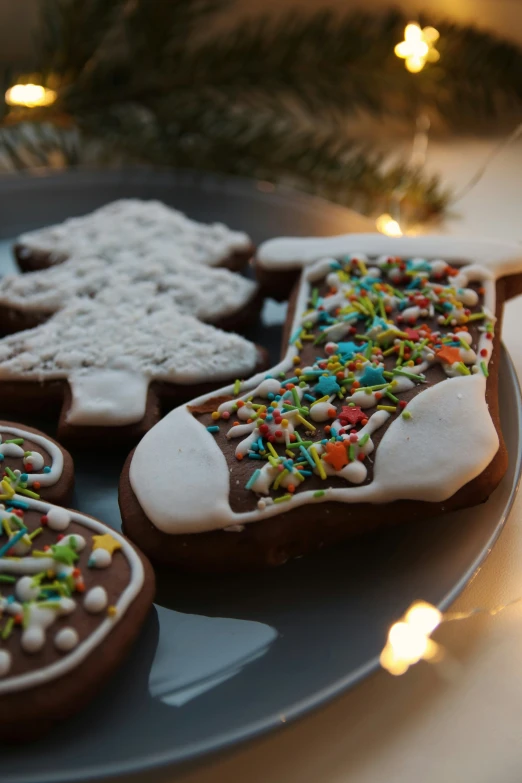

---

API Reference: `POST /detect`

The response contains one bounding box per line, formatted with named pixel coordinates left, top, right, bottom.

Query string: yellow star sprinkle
left=92, top=534, right=122, bottom=555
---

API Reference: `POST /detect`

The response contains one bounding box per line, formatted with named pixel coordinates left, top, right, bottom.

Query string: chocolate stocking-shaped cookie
left=120, top=235, right=522, bottom=572
left=0, top=495, right=155, bottom=741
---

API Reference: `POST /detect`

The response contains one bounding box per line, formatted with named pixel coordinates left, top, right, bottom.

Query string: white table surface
left=116, top=138, right=522, bottom=783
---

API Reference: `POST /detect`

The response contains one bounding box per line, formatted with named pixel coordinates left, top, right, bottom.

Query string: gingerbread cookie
left=0, top=293, right=268, bottom=446
left=0, top=496, right=155, bottom=741
left=120, top=235, right=522, bottom=571
left=0, top=421, right=73, bottom=507
left=0, top=254, right=262, bottom=336
left=14, top=199, right=254, bottom=273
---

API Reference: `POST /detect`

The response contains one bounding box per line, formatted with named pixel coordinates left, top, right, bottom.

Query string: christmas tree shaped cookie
left=120, top=235, right=522, bottom=571
left=0, top=292, right=268, bottom=445
left=0, top=202, right=268, bottom=445
left=14, top=198, right=254, bottom=272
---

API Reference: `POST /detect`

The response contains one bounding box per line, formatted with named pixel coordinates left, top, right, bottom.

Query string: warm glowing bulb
left=394, top=23, right=440, bottom=73
left=405, top=601, right=442, bottom=635
left=380, top=600, right=442, bottom=675
left=376, top=213, right=403, bottom=237
left=5, top=83, right=57, bottom=108
left=388, top=621, right=429, bottom=661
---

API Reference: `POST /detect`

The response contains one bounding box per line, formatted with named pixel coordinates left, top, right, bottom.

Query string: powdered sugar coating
left=0, top=295, right=258, bottom=384
left=0, top=253, right=257, bottom=322
left=17, top=199, right=253, bottom=268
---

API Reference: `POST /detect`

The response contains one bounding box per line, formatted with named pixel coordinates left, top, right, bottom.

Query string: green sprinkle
left=28, top=527, right=43, bottom=541
left=402, top=410, right=412, bottom=420
left=16, top=487, right=40, bottom=499
left=385, top=390, right=399, bottom=403
left=0, top=574, right=16, bottom=583
left=481, top=361, right=489, bottom=377
left=377, top=405, right=397, bottom=412
left=349, top=444, right=355, bottom=461
left=456, top=362, right=471, bottom=376
left=273, top=469, right=289, bottom=491
left=392, top=369, right=425, bottom=382
left=358, top=433, right=370, bottom=446
left=313, top=490, right=325, bottom=498
left=5, top=439, right=24, bottom=445
left=274, top=494, right=292, bottom=504
left=467, top=312, right=486, bottom=321
left=2, top=617, right=14, bottom=640
left=311, top=395, right=329, bottom=407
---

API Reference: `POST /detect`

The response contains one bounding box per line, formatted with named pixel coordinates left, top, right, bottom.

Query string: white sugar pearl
left=0, top=649, right=12, bottom=677
left=55, top=627, right=79, bottom=652
left=22, top=626, right=45, bottom=653
left=24, top=451, right=45, bottom=470
left=46, top=507, right=71, bottom=532
left=16, top=576, right=40, bottom=602
left=84, top=586, right=108, bottom=614
left=89, top=548, right=112, bottom=569
left=58, top=534, right=86, bottom=552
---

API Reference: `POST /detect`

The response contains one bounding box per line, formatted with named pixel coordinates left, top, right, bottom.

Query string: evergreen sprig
left=2, top=1, right=522, bottom=221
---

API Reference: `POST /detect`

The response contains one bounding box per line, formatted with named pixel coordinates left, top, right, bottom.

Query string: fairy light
left=5, top=84, right=57, bottom=109
left=380, top=600, right=442, bottom=676
left=376, top=213, right=403, bottom=237
left=394, top=23, right=440, bottom=73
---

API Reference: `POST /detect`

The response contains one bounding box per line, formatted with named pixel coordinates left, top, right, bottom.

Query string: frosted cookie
left=0, top=253, right=261, bottom=337
left=0, top=421, right=73, bottom=507
left=14, top=199, right=254, bottom=273
left=0, top=296, right=268, bottom=446
left=120, top=235, right=522, bottom=571
left=0, top=497, right=154, bottom=740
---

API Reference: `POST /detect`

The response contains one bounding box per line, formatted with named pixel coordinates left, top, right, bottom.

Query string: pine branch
left=48, top=6, right=522, bottom=126
left=77, top=97, right=449, bottom=222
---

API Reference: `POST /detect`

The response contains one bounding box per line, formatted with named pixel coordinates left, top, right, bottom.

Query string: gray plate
left=0, top=170, right=520, bottom=783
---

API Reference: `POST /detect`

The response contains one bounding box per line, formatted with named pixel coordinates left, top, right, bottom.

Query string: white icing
left=0, top=425, right=63, bottom=488
left=21, top=597, right=76, bottom=654
left=0, top=254, right=257, bottom=323
left=0, top=298, right=259, bottom=426
left=16, top=576, right=41, bottom=602
left=1, top=443, right=24, bottom=457
left=23, top=451, right=44, bottom=470
left=67, top=370, right=150, bottom=426
left=54, top=626, right=79, bottom=652
left=257, top=233, right=522, bottom=273
left=0, top=649, right=11, bottom=677
left=84, top=586, right=108, bottom=614
left=88, top=548, right=112, bottom=569
left=45, top=507, right=71, bottom=532
left=18, top=199, right=252, bottom=268
left=0, top=498, right=145, bottom=695
left=129, top=405, right=231, bottom=534
left=131, top=235, right=519, bottom=533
